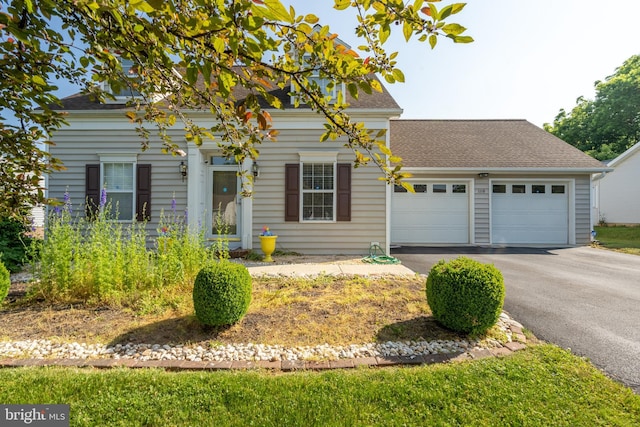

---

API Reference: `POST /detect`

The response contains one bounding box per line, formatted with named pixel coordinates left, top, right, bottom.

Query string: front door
left=209, top=167, right=241, bottom=241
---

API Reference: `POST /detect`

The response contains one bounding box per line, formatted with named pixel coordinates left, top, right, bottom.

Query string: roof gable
left=390, top=119, right=607, bottom=171
left=606, top=141, right=640, bottom=168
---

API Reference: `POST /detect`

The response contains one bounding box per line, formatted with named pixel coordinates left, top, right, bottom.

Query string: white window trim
left=98, top=153, right=138, bottom=222
left=299, top=151, right=338, bottom=223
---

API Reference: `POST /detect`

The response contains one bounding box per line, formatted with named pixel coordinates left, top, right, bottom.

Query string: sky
left=44, top=0, right=640, bottom=128
left=285, top=0, right=640, bottom=127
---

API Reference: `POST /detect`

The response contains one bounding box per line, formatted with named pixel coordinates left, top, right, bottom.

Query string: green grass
left=594, top=225, right=640, bottom=254
left=1, top=345, right=639, bottom=426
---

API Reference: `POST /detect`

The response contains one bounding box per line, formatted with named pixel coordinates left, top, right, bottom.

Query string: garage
left=491, top=181, right=569, bottom=244
left=391, top=181, right=470, bottom=244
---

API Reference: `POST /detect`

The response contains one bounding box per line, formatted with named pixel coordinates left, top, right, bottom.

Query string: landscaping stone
left=0, top=311, right=526, bottom=370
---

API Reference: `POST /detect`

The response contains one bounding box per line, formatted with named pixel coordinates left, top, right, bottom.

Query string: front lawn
left=1, top=275, right=462, bottom=347
left=594, top=225, right=640, bottom=255
left=1, top=345, right=638, bottom=426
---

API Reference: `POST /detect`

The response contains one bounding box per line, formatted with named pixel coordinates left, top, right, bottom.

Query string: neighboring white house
left=592, top=142, right=640, bottom=226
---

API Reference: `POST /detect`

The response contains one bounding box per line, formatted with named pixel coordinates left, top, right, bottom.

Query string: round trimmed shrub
left=426, top=256, right=505, bottom=334
left=193, top=262, right=252, bottom=326
left=0, top=261, right=9, bottom=303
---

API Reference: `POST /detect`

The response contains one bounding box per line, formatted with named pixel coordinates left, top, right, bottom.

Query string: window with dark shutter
left=284, top=164, right=300, bottom=221
left=336, top=163, right=351, bottom=221
left=86, top=162, right=150, bottom=221
left=85, top=164, right=100, bottom=219
left=286, top=162, right=351, bottom=222
left=136, top=164, right=151, bottom=221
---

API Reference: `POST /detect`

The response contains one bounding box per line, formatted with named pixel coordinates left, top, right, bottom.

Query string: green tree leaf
left=546, top=55, right=640, bottom=160
left=0, top=0, right=471, bottom=213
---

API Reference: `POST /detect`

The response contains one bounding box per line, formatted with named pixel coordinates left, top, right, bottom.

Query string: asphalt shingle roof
left=390, top=119, right=606, bottom=170
left=56, top=74, right=401, bottom=112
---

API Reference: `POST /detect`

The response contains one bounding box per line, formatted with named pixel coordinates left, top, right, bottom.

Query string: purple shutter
left=285, top=164, right=300, bottom=221
left=85, top=164, right=100, bottom=218
left=136, top=164, right=151, bottom=221
left=336, top=163, right=351, bottom=221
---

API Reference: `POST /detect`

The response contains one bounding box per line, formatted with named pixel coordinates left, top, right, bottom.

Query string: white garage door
left=391, top=182, right=470, bottom=244
left=491, top=182, right=569, bottom=244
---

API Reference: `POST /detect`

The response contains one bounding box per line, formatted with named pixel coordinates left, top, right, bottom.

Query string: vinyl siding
left=251, top=129, right=387, bottom=255
left=48, top=128, right=188, bottom=239
left=574, top=175, right=592, bottom=244
left=598, top=150, right=640, bottom=224
left=474, top=179, right=490, bottom=244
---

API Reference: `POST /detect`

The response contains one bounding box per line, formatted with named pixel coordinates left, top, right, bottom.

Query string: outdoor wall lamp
left=252, top=161, right=259, bottom=178
left=179, top=161, right=187, bottom=181
left=478, top=172, right=489, bottom=178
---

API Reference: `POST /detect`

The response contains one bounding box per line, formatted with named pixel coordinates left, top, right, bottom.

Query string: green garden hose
left=362, top=244, right=401, bottom=264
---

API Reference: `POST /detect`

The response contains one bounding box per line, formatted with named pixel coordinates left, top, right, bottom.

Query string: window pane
left=394, top=185, right=408, bottom=193
left=532, top=185, right=546, bottom=194
left=107, top=193, right=133, bottom=220
left=493, top=184, right=506, bottom=194
left=324, top=174, right=333, bottom=190
left=210, top=156, right=237, bottom=165
left=552, top=185, right=565, bottom=194
left=452, top=184, right=466, bottom=193
left=121, top=59, right=138, bottom=76
left=433, top=184, right=446, bottom=193
left=414, top=184, right=427, bottom=193
left=302, top=163, right=335, bottom=220
left=104, top=163, right=133, bottom=191
left=309, top=76, right=335, bottom=98
left=512, top=185, right=526, bottom=194
left=324, top=164, right=334, bottom=189
left=303, top=163, right=333, bottom=190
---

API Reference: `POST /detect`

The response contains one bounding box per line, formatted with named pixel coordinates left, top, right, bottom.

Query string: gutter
left=400, top=167, right=614, bottom=175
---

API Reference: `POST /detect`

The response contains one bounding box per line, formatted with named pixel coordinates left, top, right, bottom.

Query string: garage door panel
left=391, top=183, right=470, bottom=244
left=491, top=183, right=568, bottom=245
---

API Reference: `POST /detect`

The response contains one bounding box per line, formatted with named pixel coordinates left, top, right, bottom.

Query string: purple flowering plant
left=63, top=190, right=72, bottom=214
left=100, top=187, right=107, bottom=208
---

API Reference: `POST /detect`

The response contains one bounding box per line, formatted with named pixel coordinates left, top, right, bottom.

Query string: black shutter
left=336, top=163, right=351, bottom=221
left=285, top=163, right=300, bottom=221
left=136, top=164, right=151, bottom=221
left=85, top=164, right=100, bottom=219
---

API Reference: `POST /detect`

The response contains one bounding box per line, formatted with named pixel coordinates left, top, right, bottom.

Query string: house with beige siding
left=49, top=78, right=401, bottom=255
left=49, top=87, right=607, bottom=254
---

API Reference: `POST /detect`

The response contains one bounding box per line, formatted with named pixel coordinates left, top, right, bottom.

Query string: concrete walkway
left=246, top=261, right=415, bottom=277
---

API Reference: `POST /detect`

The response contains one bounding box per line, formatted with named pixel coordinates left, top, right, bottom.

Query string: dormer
left=290, top=28, right=349, bottom=106
left=103, top=58, right=142, bottom=104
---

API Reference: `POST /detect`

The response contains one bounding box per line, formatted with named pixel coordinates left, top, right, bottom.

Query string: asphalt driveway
left=392, top=246, right=640, bottom=394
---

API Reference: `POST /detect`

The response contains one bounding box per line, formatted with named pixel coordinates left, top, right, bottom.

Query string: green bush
left=193, top=262, right=252, bottom=326
left=0, top=261, right=10, bottom=303
left=426, top=257, right=505, bottom=335
left=0, top=216, right=34, bottom=273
